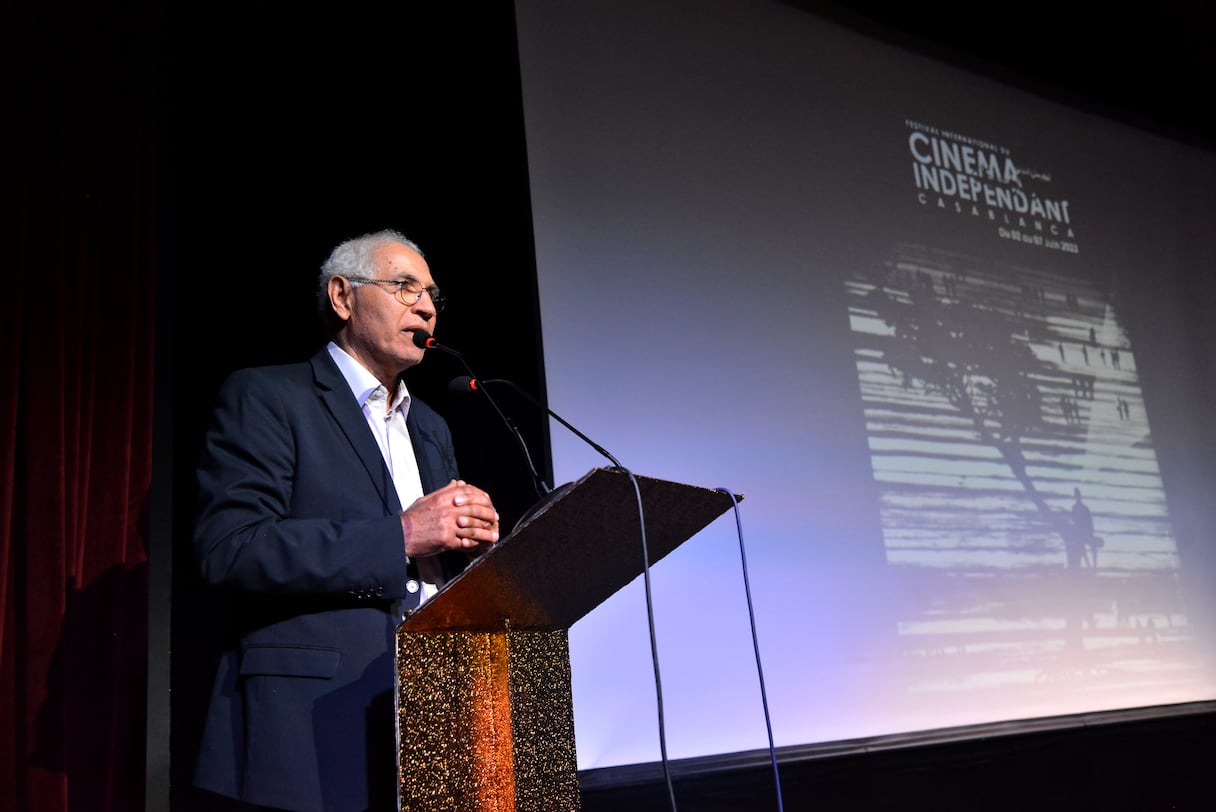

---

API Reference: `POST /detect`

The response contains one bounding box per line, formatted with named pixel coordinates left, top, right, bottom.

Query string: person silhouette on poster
left=1068, top=487, right=1102, bottom=570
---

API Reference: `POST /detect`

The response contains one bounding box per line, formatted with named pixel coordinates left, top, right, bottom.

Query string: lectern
left=394, top=467, right=736, bottom=811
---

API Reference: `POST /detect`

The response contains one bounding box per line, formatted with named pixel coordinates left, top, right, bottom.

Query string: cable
left=624, top=467, right=679, bottom=812
left=715, top=487, right=784, bottom=812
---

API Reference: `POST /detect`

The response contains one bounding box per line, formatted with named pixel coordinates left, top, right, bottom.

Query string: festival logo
left=906, top=120, right=1079, bottom=254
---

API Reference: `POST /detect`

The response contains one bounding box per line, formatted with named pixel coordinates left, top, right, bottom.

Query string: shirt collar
left=326, top=341, right=412, bottom=416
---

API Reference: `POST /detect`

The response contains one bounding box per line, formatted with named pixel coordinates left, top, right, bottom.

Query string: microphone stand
left=414, top=331, right=552, bottom=497
left=478, top=379, right=621, bottom=468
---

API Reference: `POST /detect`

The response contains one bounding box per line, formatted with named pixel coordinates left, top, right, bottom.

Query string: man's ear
left=328, top=275, right=354, bottom=322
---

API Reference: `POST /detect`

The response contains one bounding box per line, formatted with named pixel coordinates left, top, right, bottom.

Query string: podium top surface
left=400, top=468, right=738, bottom=633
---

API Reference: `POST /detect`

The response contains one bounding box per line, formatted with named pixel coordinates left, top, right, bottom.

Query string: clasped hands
left=400, top=479, right=500, bottom=559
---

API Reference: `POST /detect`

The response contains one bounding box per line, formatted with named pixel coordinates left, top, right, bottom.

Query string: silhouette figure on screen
left=1066, top=487, right=1102, bottom=570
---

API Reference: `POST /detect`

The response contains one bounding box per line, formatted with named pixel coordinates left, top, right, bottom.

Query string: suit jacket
left=192, top=348, right=461, bottom=812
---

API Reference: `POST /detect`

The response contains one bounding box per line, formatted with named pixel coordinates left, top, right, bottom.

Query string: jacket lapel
left=309, top=349, right=401, bottom=513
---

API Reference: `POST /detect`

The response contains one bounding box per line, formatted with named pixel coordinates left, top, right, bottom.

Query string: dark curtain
left=2, top=3, right=160, bottom=810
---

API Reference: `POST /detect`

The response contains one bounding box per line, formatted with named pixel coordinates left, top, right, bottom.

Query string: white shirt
left=327, top=342, right=444, bottom=604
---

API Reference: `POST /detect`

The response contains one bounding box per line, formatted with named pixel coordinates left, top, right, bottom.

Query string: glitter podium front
left=395, top=467, right=737, bottom=812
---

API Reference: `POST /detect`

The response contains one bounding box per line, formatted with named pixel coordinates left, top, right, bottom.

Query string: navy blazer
left=192, top=348, right=461, bottom=812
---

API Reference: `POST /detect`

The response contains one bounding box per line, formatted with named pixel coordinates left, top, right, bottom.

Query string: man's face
left=333, top=241, right=438, bottom=385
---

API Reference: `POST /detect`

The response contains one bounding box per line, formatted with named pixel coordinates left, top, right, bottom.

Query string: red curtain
left=2, top=6, right=158, bottom=810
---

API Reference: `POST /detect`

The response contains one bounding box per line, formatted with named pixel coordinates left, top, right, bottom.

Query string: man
left=191, top=230, right=500, bottom=811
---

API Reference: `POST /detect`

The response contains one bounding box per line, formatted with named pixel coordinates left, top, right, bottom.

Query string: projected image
left=847, top=243, right=1200, bottom=711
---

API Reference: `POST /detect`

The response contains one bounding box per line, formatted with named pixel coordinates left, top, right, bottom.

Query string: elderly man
left=192, top=230, right=500, bottom=811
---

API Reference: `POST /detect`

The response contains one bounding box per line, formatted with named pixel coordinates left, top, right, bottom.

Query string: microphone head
left=411, top=330, right=434, bottom=349
left=448, top=376, right=478, bottom=396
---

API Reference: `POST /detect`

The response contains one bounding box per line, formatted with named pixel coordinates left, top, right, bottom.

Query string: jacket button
left=406, top=580, right=420, bottom=594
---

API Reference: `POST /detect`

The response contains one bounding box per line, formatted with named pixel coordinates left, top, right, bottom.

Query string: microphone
left=412, top=330, right=440, bottom=351
left=414, top=331, right=552, bottom=497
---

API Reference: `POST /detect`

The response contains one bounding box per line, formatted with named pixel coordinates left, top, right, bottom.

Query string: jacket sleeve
left=193, top=367, right=411, bottom=598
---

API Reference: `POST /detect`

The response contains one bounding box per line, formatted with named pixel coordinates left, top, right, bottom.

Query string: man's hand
left=400, top=480, right=500, bottom=559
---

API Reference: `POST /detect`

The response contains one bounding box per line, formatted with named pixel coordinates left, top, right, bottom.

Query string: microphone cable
left=715, top=487, right=784, bottom=812
left=623, top=466, right=679, bottom=812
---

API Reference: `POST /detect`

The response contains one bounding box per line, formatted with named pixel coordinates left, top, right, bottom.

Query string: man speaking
left=191, top=229, right=500, bottom=811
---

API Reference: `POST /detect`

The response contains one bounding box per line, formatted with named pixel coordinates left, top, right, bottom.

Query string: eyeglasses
left=344, top=275, right=446, bottom=313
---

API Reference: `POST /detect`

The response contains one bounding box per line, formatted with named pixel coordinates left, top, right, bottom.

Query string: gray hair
left=317, top=229, right=424, bottom=330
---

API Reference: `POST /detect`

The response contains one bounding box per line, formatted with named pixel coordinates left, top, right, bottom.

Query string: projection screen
left=513, top=0, right=1216, bottom=772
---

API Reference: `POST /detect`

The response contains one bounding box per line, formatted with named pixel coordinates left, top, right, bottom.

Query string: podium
left=394, top=467, right=736, bottom=811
